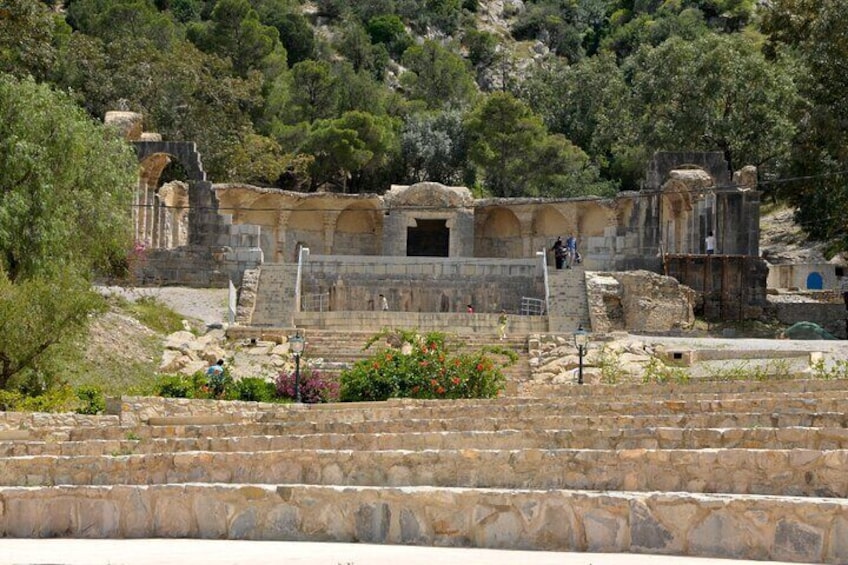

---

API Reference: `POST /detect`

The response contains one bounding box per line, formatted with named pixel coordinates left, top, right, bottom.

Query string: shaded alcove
left=407, top=219, right=449, bottom=257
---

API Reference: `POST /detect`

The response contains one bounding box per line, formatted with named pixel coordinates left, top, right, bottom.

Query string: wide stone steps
left=9, top=410, right=848, bottom=444
left=4, top=447, right=848, bottom=498
left=5, top=379, right=848, bottom=562
left=6, top=426, right=848, bottom=457
left=1, top=483, right=845, bottom=563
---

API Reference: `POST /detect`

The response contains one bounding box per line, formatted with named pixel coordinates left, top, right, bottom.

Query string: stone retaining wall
left=3, top=448, right=848, bottom=497
left=5, top=426, right=848, bottom=457
left=0, top=484, right=844, bottom=562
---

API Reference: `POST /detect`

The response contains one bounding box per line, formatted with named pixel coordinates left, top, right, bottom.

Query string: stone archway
left=660, top=168, right=713, bottom=254
left=134, top=141, right=207, bottom=250
left=334, top=203, right=382, bottom=255
left=477, top=207, right=521, bottom=257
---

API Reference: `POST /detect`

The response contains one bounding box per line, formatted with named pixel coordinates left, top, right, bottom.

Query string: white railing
left=520, top=296, right=546, bottom=316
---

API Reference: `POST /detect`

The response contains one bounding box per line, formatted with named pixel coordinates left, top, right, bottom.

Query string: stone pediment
left=384, top=182, right=473, bottom=208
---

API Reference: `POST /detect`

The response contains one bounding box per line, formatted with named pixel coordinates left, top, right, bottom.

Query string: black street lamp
left=289, top=332, right=305, bottom=402
left=573, top=324, right=588, bottom=385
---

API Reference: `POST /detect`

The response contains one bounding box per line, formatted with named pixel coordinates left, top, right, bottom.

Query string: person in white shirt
left=705, top=231, right=716, bottom=255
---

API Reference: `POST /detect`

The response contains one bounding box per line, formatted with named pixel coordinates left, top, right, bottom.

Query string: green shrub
left=275, top=367, right=339, bottom=403
left=339, top=329, right=508, bottom=402
left=153, top=374, right=195, bottom=398
left=233, top=377, right=277, bottom=402
left=75, top=385, right=106, bottom=415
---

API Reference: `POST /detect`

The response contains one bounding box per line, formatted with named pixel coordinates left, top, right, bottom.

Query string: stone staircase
left=547, top=266, right=590, bottom=332
left=249, top=264, right=298, bottom=327
left=2, top=379, right=848, bottom=561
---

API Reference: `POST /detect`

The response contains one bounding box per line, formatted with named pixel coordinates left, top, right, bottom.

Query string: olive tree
left=0, top=76, right=136, bottom=391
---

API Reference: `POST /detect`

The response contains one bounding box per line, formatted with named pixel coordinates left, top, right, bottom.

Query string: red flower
left=436, top=386, right=446, bottom=395
left=476, top=363, right=484, bottom=372
left=451, top=377, right=460, bottom=385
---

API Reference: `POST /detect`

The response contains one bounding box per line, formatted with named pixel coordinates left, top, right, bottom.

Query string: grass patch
left=124, top=296, right=187, bottom=335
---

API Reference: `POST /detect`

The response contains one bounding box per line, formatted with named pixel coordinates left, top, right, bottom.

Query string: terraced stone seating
left=1, top=380, right=848, bottom=563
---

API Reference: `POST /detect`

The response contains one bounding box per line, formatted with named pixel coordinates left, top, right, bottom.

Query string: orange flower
left=436, top=386, right=446, bottom=395
left=476, top=363, right=484, bottom=372
left=451, top=377, right=460, bottom=385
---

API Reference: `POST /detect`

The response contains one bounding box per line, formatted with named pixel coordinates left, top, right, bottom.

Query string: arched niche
left=477, top=207, right=522, bottom=258
left=288, top=200, right=326, bottom=257
left=578, top=204, right=611, bottom=238
left=137, top=152, right=191, bottom=250
left=660, top=168, right=713, bottom=254
left=531, top=205, right=567, bottom=262
left=334, top=203, right=383, bottom=255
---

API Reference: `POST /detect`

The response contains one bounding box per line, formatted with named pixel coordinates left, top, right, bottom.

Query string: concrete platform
left=0, top=538, right=798, bottom=565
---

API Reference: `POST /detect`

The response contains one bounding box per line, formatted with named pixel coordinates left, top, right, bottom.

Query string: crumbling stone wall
left=586, top=270, right=696, bottom=333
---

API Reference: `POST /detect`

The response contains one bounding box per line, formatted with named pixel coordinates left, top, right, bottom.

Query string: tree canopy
left=0, top=0, right=844, bottom=246
left=0, top=76, right=136, bottom=389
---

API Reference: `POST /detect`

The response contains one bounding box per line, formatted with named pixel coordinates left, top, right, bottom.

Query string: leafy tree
left=400, top=109, right=470, bottom=185
left=0, top=0, right=57, bottom=79
left=366, top=13, right=411, bottom=58
left=465, top=91, right=604, bottom=197
left=400, top=40, right=478, bottom=110
left=519, top=52, right=638, bottom=186
left=289, top=59, right=338, bottom=123
left=67, top=0, right=180, bottom=49
left=0, top=76, right=136, bottom=390
left=625, top=33, right=799, bottom=174
left=268, top=11, right=315, bottom=66
left=301, top=110, right=398, bottom=192
left=760, top=0, right=848, bottom=250
left=335, top=18, right=387, bottom=77
left=187, top=0, right=281, bottom=76
left=53, top=34, right=267, bottom=181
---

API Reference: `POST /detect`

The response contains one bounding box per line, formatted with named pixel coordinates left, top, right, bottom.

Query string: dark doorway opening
left=407, top=219, right=449, bottom=257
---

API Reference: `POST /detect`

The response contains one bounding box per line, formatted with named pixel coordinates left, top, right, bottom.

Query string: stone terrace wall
left=300, top=255, right=545, bottom=314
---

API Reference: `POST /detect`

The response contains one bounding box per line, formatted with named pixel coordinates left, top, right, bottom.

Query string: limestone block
left=139, top=132, right=162, bottom=141
left=773, top=519, right=824, bottom=563
left=104, top=111, right=143, bottom=140
left=158, top=350, right=184, bottom=373
left=163, top=331, right=197, bottom=351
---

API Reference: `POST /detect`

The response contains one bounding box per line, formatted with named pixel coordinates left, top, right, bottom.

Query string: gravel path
left=97, top=285, right=230, bottom=327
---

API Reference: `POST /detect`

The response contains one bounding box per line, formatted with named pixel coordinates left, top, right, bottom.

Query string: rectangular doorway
left=407, top=219, right=449, bottom=257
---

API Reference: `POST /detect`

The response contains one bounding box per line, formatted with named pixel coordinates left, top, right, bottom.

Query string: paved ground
left=0, top=539, right=798, bottom=565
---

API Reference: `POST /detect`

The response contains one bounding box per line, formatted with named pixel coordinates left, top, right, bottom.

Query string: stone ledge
left=0, top=484, right=843, bottom=562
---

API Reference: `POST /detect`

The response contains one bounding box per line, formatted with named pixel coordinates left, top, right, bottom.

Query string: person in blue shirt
left=565, top=234, right=578, bottom=268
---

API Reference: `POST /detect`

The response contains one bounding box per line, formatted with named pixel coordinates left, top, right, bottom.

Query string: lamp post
left=573, top=324, right=588, bottom=385
left=289, top=332, right=305, bottom=402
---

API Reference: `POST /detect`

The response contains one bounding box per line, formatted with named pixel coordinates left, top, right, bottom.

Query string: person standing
left=498, top=310, right=508, bottom=340
left=467, top=304, right=474, bottom=314
left=565, top=233, right=577, bottom=269
left=551, top=237, right=565, bottom=270
left=379, top=294, right=389, bottom=311
left=706, top=231, right=716, bottom=255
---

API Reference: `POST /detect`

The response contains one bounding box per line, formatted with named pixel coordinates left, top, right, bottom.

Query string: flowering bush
left=338, top=330, right=510, bottom=402
left=275, top=367, right=340, bottom=403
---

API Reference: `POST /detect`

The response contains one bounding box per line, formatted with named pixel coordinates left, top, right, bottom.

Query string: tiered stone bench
left=2, top=380, right=848, bottom=562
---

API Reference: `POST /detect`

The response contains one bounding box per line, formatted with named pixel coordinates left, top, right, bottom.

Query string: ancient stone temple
left=112, top=111, right=765, bottom=327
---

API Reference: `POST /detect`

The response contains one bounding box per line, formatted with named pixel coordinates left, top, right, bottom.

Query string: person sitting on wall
left=551, top=237, right=565, bottom=270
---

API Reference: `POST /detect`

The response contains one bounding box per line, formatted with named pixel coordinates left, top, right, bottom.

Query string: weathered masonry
left=114, top=109, right=765, bottom=324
